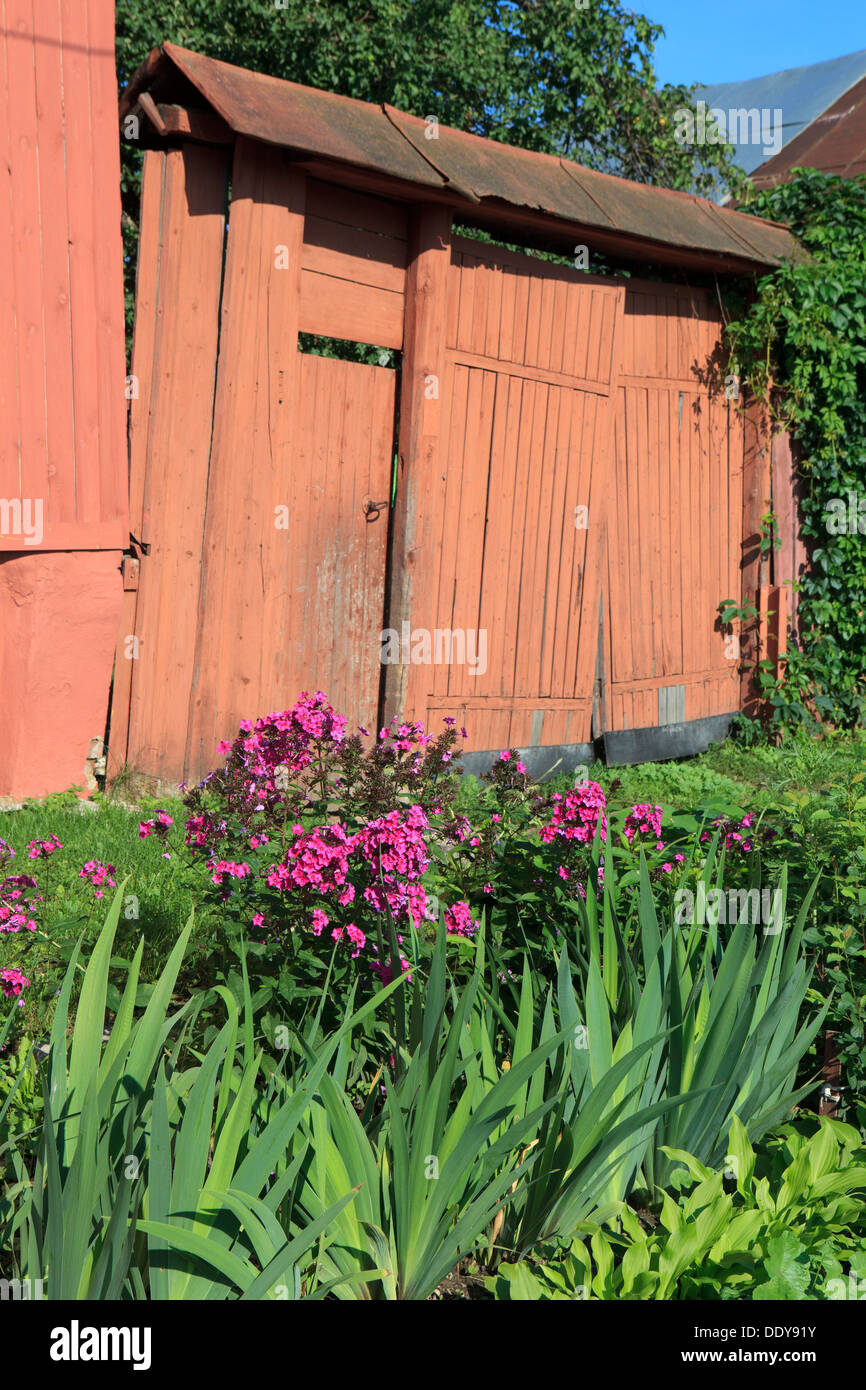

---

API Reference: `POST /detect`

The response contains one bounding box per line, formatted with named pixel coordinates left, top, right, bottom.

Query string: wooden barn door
left=388, top=231, right=624, bottom=757
left=601, top=279, right=744, bottom=760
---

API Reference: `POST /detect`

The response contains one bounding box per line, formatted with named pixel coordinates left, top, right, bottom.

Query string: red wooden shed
left=106, top=43, right=800, bottom=790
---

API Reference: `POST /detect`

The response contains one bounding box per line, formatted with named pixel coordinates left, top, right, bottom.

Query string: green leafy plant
left=726, top=169, right=866, bottom=728
left=491, top=1116, right=866, bottom=1300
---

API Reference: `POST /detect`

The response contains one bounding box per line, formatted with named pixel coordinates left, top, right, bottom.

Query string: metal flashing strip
left=603, top=712, right=735, bottom=766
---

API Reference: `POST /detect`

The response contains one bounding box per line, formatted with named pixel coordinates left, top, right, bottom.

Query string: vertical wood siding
left=398, top=237, right=624, bottom=752
left=604, top=283, right=744, bottom=732
left=0, top=0, right=127, bottom=550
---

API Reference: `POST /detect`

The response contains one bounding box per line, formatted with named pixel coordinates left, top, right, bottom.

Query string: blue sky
left=643, top=0, right=866, bottom=87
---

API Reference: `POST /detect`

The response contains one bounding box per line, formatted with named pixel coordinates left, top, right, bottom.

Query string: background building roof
left=696, top=48, right=866, bottom=175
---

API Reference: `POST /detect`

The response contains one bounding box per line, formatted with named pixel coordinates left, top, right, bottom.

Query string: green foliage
left=491, top=1116, right=866, bottom=1300
left=725, top=170, right=866, bottom=727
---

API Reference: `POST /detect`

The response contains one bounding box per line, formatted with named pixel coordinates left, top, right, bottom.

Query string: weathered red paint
left=0, top=1, right=127, bottom=797
left=0, top=551, right=121, bottom=797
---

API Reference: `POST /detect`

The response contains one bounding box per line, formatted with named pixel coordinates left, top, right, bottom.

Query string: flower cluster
left=262, top=804, right=434, bottom=949
left=700, top=813, right=759, bottom=854
left=184, top=811, right=225, bottom=851
left=623, top=804, right=663, bottom=845
left=0, top=875, right=40, bottom=934
left=444, top=900, right=478, bottom=938
left=369, top=945, right=412, bottom=984
left=215, top=692, right=347, bottom=812
left=1, top=967, right=30, bottom=999
left=78, top=860, right=117, bottom=899
left=140, top=810, right=174, bottom=838
left=356, top=805, right=431, bottom=925
left=269, top=823, right=355, bottom=895
left=540, top=781, right=608, bottom=845
left=27, top=834, right=62, bottom=859
left=210, top=860, right=251, bottom=894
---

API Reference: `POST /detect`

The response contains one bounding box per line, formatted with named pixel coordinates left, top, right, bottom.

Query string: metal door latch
left=363, top=496, right=389, bottom=521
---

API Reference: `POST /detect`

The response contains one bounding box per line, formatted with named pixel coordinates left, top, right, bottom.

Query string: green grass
left=456, top=726, right=866, bottom=819
left=0, top=792, right=192, bottom=1032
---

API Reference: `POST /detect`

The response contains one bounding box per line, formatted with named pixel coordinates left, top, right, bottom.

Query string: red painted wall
left=0, top=0, right=127, bottom=796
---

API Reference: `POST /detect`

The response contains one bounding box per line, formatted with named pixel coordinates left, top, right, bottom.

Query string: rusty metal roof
left=752, top=72, right=866, bottom=189
left=123, top=42, right=799, bottom=271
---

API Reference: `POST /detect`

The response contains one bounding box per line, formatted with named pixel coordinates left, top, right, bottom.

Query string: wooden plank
left=454, top=251, right=477, bottom=354
left=447, top=366, right=493, bottom=700
left=109, top=148, right=164, bottom=775
left=538, top=386, right=572, bottom=697
left=659, top=387, right=679, bottom=676
left=449, top=347, right=613, bottom=394
left=606, top=395, right=629, bottom=688
left=155, top=103, right=234, bottom=144
left=431, top=359, right=469, bottom=703
left=523, top=272, right=543, bottom=369
left=0, top=16, right=17, bottom=504
left=186, top=140, right=305, bottom=778
left=87, top=0, right=128, bottom=529
left=574, top=376, right=619, bottom=727
left=384, top=203, right=452, bottom=726
left=562, top=272, right=584, bottom=379
left=302, top=215, right=407, bottom=292
left=551, top=390, right=582, bottom=698
left=513, top=379, right=550, bottom=696
left=31, top=2, right=76, bottom=527
left=128, top=152, right=164, bottom=543
left=126, top=145, right=228, bottom=783
left=529, top=385, right=562, bottom=694
left=306, top=177, right=408, bottom=241
left=475, top=370, right=515, bottom=699
left=5, top=0, right=45, bottom=511
left=61, top=0, right=102, bottom=524
left=0, top=520, right=126, bottom=551
left=299, top=268, right=403, bottom=348
left=550, top=278, right=567, bottom=376
left=741, top=399, right=771, bottom=717
left=471, top=249, right=491, bottom=358
left=499, top=375, right=538, bottom=695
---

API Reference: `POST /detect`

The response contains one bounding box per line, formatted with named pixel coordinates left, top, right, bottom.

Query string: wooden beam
left=156, top=103, right=234, bottom=145
left=383, top=204, right=452, bottom=728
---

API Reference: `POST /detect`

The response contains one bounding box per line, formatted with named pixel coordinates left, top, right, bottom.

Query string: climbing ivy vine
left=724, top=169, right=866, bottom=728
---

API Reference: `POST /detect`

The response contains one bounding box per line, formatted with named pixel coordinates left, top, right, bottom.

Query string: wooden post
left=382, top=204, right=452, bottom=729
left=185, top=142, right=306, bottom=780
